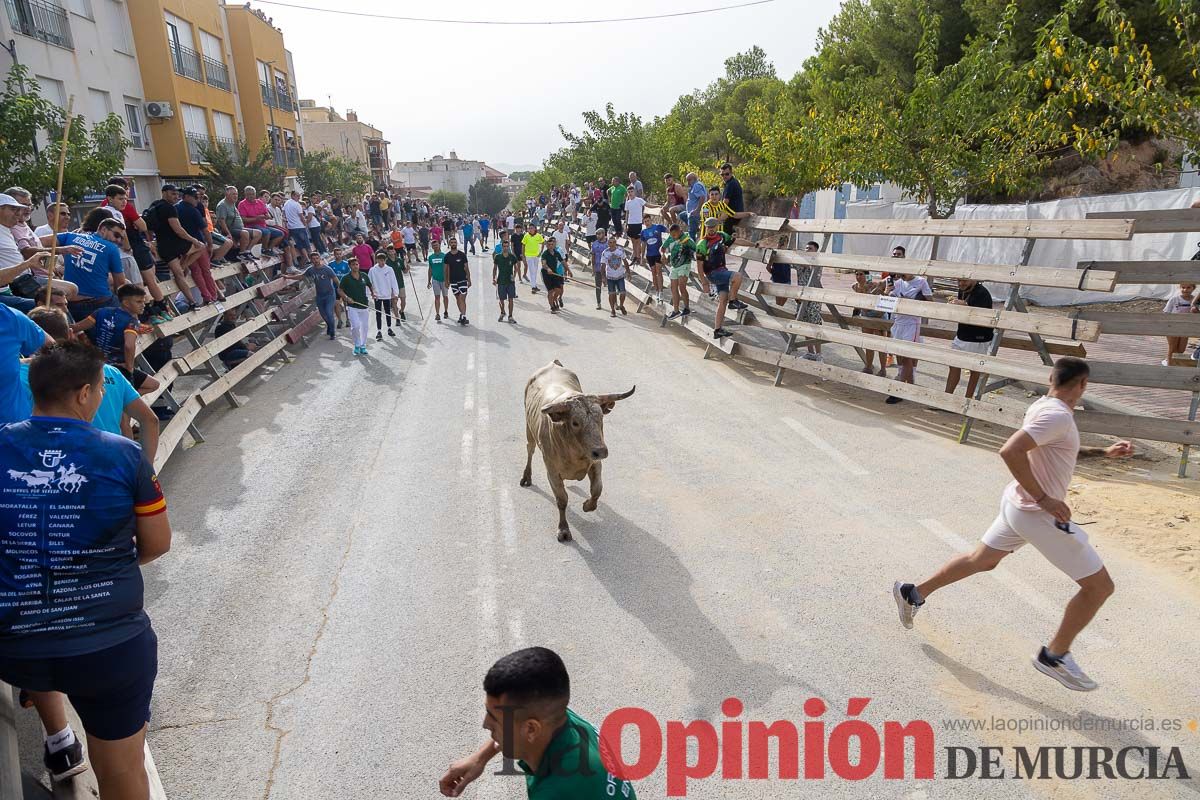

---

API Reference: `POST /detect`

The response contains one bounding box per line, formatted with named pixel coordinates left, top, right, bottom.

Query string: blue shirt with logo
left=329, top=260, right=350, bottom=278
left=0, top=416, right=164, bottom=658
left=305, top=264, right=339, bottom=299
left=640, top=224, right=667, bottom=257
left=56, top=232, right=124, bottom=300
left=86, top=306, right=137, bottom=366
left=0, top=306, right=48, bottom=425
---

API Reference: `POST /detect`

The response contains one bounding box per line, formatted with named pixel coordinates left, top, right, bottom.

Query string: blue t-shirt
left=0, top=306, right=48, bottom=425
left=590, top=239, right=608, bottom=273
left=0, top=416, right=164, bottom=658
left=86, top=306, right=137, bottom=366
left=687, top=180, right=706, bottom=214
left=174, top=200, right=207, bottom=240
left=16, top=363, right=136, bottom=434
left=462, top=223, right=473, bottom=238
left=640, top=224, right=667, bottom=257
left=305, top=264, right=339, bottom=298
left=479, top=218, right=490, bottom=233
left=57, top=232, right=123, bottom=300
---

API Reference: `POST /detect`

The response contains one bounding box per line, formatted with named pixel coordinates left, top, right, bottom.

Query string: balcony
left=5, top=0, right=73, bottom=49
left=185, top=131, right=213, bottom=164
left=272, top=146, right=300, bottom=168
left=203, top=56, right=230, bottom=91
left=275, top=89, right=294, bottom=112
left=170, top=41, right=203, bottom=82
left=259, top=81, right=273, bottom=106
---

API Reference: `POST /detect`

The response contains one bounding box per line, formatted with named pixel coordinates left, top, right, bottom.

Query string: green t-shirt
left=608, top=184, right=627, bottom=210
left=493, top=253, right=518, bottom=285
left=386, top=257, right=405, bottom=288
left=665, top=234, right=696, bottom=268
left=520, top=709, right=636, bottom=800
left=523, top=233, right=545, bottom=258
left=428, top=251, right=446, bottom=282
left=339, top=273, right=371, bottom=309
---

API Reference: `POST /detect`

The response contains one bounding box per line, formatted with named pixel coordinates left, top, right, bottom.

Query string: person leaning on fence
left=884, top=267, right=932, bottom=404
left=0, top=338, right=172, bottom=798
left=851, top=270, right=888, bottom=375
left=696, top=217, right=747, bottom=339
left=945, top=277, right=995, bottom=397
left=73, top=283, right=161, bottom=397
left=793, top=240, right=824, bottom=362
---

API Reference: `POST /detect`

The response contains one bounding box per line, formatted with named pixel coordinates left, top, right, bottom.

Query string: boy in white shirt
left=368, top=251, right=400, bottom=339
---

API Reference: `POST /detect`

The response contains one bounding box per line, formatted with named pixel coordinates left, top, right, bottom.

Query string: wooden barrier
left=544, top=202, right=1200, bottom=454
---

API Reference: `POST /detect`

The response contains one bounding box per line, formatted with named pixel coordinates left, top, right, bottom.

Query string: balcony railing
left=170, top=41, right=203, bottom=82
left=272, top=146, right=300, bottom=168
left=185, top=131, right=213, bottom=164
left=259, top=81, right=273, bottom=106
left=5, top=0, right=73, bottom=49
left=203, top=56, right=230, bottom=91
left=213, top=136, right=238, bottom=159
left=276, top=90, right=293, bottom=112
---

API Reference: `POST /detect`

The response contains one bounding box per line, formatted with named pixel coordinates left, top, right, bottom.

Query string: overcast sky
left=268, top=0, right=843, bottom=172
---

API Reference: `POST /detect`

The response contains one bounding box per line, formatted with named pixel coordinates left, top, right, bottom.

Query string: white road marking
left=467, top=351, right=475, bottom=371
left=781, top=416, right=870, bottom=476
left=918, top=519, right=1113, bottom=650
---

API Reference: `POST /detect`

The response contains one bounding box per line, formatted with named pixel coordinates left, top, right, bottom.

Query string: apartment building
left=2, top=0, right=161, bottom=209
left=125, top=0, right=241, bottom=181
left=297, top=100, right=388, bottom=190
left=390, top=151, right=506, bottom=196
left=222, top=3, right=300, bottom=180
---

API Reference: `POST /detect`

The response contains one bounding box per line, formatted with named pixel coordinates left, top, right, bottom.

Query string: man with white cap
left=0, top=193, right=82, bottom=313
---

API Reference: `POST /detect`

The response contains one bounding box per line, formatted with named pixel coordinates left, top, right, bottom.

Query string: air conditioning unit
left=144, top=101, right=173, bottom=120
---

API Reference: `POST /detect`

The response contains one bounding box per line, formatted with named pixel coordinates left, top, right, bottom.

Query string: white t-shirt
left=891, top=276, right=932, bottom=323
left=1164, top=293, right=1195, bottom=313
left=0, top=225, right=23, bottom=269
left=584, top=212, right=598, bottom=237
left=570, top=187, right=580, bottom=206
left=1004, top=396, right=1080, bottom=511
left=283, top=198, right=305, bottom=230
left=601, top=247, right=626, bottom=280
left=402, top=226, right=416, bottom=245
left=506, top=215, right=515, bottom=230
left=306, top=205, right=321, bottom=229
left=625, top=196, right=647, bottom=226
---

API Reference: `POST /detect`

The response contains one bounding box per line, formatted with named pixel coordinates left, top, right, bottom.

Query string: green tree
left=297, top=149, right=370, bottom=199
left=429, top=189, right=467, bottom=213
left=197, top=138, right=285, bottom=194
left=468, top=179, right=509, bottom=216
left=0, top=64, right=128, bottom=203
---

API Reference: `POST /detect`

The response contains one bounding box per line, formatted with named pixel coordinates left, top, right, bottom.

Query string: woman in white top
left=887, top=272, right=932, bottom=403
left=1163, top=282, right=1196, bottom=365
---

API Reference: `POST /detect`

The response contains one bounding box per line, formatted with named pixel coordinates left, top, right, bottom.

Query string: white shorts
left=981, top=499, right=1104, bottom=581
left=951, top=337, right=991, bottom=354
left=890, top=316, right=921, bottom=343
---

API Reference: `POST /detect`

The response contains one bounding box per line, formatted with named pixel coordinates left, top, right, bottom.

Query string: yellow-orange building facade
left=127, top=0, right=243, bottom=180
left=126, top=0, right=299, bottom=182
left=223, top=5, right=300, bottom=175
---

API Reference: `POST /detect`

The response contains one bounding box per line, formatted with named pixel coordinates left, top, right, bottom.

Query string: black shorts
left=405, top=243, right=416, bottom=251
left=770, top=264, right=792, bottom=284
left=450, top=280, right=469, bottom=296
left=627, top=223, right=643, bottom=236
left=647, top=253, right=662, bottom=266
left=542, top=272, right=565, bottom=290
left=131, top=239, right=154, bottom=271
left=156, top=239, right=192, bottom=264
left=0, top=626, right=157, bottom=741
left=117, top=365, right=151, bottom=390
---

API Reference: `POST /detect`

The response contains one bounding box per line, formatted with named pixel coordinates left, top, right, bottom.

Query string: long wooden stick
left=43, top=96, right=74, bottom=309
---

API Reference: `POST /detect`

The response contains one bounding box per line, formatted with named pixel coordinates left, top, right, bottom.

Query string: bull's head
left=541, top=386, right=636, bottom=461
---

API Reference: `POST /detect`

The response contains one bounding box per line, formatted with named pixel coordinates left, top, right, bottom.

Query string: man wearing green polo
left=427, top=239, right=449, bottom=322
left=608, top=177, right=627, bottom=237
left=439, top=647, right=636, bottom=799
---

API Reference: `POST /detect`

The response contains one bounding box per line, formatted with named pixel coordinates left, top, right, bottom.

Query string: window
left=198, top=29, right=229, bottom=89
left=10, top=3, right=74, bottom=50
left=65, top=0, right=91, bottom=19
left=87, top=88, right=111, bottom=125
left=123, top=100, right=146, bottom=148
left=109, top=0, right=132, bottom=54
left=212, top=110, right=235, bottom=141
left=36, top=75, right=66, bottom=108
left=199, top=29, right=220, bottom=61
left=180, top=103, right=207, bottom=136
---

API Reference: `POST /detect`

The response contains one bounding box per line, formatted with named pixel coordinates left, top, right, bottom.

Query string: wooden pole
left=42, top=95, right=75, bottom=309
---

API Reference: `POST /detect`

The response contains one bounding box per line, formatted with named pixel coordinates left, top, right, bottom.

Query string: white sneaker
left=1032, top=648, right=1098, bottom=692
left=892, top=581, right=920, bottom=630
left=1162, top=359, right=1170, bottom=367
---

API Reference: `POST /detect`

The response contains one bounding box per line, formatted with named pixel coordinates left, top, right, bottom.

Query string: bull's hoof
left=582, top=498, right=598, bottom=512
left=519, top=472, right=532, bottom=487
left=557, top=528, right=572, bottom=543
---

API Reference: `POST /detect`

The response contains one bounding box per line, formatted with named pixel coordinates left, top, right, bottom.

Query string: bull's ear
left=594, top=386, right=636, bottom=415
left=541, top=401, right=573, bottom=422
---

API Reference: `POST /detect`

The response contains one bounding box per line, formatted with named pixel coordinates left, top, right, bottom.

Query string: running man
left=695, top=217, right=747, bottom=339
left=600, top=234, right=629, bottom=317
left=338, top=257, right=372, bottom=355
left=439, top=647, right=637, bottom=799
left=401, top=222, right=418, bottom=265
left=368, top=251, right=400, bottom=339
left=540, top=239, right=571, bottom=313
left=493, top=238, right=519, bottom=324
left=445, top=238, right=471, bottom=326
left=589, top=229, right=609, bottom=310
left=664, top=223, right=696, bottom=320
left=894, top=358, right=1131, bottom=691
left=639, top=217, right=668, bottom=302
left=427, top=240, right=450, bottom=322
left=523, top=224, right=545, bottom=295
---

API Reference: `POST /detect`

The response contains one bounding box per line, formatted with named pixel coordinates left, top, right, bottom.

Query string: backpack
left=703, top=235, right=727, bottom=273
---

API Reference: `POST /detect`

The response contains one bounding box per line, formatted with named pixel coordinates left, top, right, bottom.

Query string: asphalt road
left=148, top=250, right=1200, bottom=800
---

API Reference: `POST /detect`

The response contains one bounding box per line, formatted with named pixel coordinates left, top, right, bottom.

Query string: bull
left=520, top=360, right=635, bottom=541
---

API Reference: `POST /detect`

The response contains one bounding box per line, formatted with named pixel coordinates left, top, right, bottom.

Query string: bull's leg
left=520, top=426, right=535, bottom=487
left=583, top=461, right=602, bottom=513
left=547, top=469, right=572, bottom=542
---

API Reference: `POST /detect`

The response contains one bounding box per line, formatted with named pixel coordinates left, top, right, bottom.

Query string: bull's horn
left=595, top=386, right=636, bottom=405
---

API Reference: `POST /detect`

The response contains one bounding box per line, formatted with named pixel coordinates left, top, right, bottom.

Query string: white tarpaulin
left=837, top=188, right=1200, bottom=305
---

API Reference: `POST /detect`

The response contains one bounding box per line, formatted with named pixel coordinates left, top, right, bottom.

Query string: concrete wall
left=391, top=158, right=484, bottom=195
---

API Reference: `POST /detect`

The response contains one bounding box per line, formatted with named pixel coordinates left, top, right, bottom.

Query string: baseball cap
left=0, top=193, right=30, bottom=209
left=161, top=183, right=180, bottom=192
left=181, top=185, right=199, bottom=197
